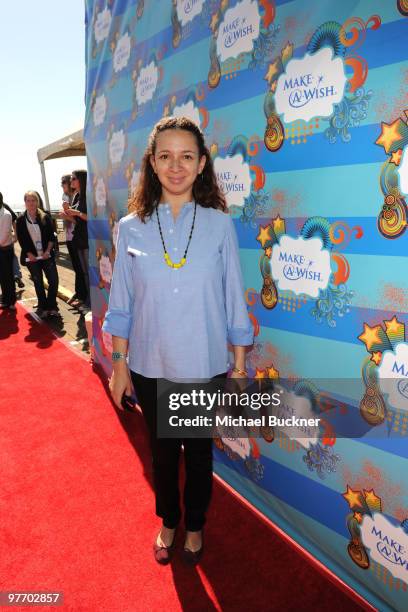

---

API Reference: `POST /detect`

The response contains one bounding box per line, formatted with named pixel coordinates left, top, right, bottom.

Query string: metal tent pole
left=39, top=161, right=51, bottom=212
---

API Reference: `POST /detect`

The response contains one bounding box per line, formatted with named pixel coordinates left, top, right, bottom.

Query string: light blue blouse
left=103, top=202, right=253, bottom=379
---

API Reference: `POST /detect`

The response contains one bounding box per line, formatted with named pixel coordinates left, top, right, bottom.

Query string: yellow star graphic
left=281, top=42, right=294, bottom=66
left=342, top=485, right=363, bottom=509
left=209, top=143, right=218, bottom=157
left=371, top=351, right=382, bottom=366
left=256, top=224, right=272, bottom=248
left=210, top=13, right=219, bottom=32
left=272, top=215, right=285, bottom=234
left=354, top=512, right=363, bottom=524
left=364, top=489, right=382, bottom=510
left=254, top=368, right=266, bottom=379
left=390, top=149, right=403, bottom=165
left=376, top=119, right=402, bottom=154
left=267, top=366, right=279, bottom=379
left=384, top=315, right=404, bottom=336
left=358, top=323, right=383, bottom=351
left=264, top=59, right=280, bottom=83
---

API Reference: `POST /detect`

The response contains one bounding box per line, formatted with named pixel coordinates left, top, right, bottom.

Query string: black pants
left=67, top=240, right=87, bottom=302
left=131, top=372, right=226, bottom=532
left=77, top=248, right=90, bottom=308
left=0, top=246, right=16, bottom=306
left=27, top=258, right=59, bottom=311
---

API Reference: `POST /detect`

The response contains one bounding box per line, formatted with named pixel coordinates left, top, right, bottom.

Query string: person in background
left=16, top=191, right=59, bottom=319
left=66, top=170, right=90, bottom=311
left=58, top=175, right=87, bottom=306
left=35, top=190, right=59, bottom=255
left=0, top=193, right=17, bottom=310
left=0, top=193, right=24, bottom=288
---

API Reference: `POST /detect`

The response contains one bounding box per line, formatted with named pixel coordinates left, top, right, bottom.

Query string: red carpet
left=0, top=305, right=367, bottom=611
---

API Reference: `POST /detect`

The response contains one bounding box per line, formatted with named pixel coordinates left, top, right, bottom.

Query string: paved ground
left=13, top=236, right=90, bottom=356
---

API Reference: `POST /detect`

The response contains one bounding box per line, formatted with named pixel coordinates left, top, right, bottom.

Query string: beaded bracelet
left=231, top=367, right=248, bottom=376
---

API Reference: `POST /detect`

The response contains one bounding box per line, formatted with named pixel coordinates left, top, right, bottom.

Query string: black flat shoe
left=153, top=528, right=177, bottom=565
left=183, top=532, right=204, bottom=566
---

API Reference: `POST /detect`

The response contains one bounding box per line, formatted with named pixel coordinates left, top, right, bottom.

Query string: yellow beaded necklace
left=156, top=202, right=197, bottom=269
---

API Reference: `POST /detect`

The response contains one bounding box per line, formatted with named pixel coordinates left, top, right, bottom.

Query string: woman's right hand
left=109, top=364, right=133, bottom=409
left=27, top=252, right=37, bottom=262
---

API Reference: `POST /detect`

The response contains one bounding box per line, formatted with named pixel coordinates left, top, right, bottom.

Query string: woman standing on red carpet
left=104, top=117, right=253, bottom=565
left=16, top=191, right=59, bottom=319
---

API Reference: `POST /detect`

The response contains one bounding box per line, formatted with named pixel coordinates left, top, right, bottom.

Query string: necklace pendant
left=163, top=253, right=187, bottom=269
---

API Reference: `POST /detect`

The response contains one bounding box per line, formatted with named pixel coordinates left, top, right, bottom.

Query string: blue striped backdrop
left=84, top=2, right=408, bottom=609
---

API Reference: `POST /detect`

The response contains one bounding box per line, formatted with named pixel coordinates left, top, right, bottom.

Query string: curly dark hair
left=128, top=116, right=227, bottom=221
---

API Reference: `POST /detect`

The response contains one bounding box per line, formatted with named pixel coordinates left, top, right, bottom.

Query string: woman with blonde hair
left=16, top=191, right=59, bottom=319
left=104, top=117, right=253, bottom=565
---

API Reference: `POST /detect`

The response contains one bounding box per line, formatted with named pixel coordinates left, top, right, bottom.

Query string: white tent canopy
left=37, top=129, right=86, bottom=210
left=37, top=129, right=85, bottom=163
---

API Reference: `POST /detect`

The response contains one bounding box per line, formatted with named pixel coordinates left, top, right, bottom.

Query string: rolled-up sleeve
left=222, top=215, right=254, bottom=346
left=102, top=219, right=134, bottom=339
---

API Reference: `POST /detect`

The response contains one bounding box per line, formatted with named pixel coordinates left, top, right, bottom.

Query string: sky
left=0, top=1, right=86, bottom=212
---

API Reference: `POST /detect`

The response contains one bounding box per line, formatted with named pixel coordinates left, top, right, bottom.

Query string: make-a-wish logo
left=99, top=255, right=112, bottom=285
left=112, top=221, right=119, bottom=249
left=93, top=94, right=107, bottom=127
left=113, top=32, right=131, bottom=73
left=94, top=7, right=111, bottom=44
left=135, top=61, right=159, bottom=105
left=95, top=177, right=107, bottom=211
left=130, top=169, right=141, bottom=196
left=176, top=0, right=205, bottom=26
left=361, top=513, right=408, bottom=583
left=214, top=154, right=251, bottom=208
left=275, top=47, right=347, bottom=123
left=378, top=342, right=408, bottom=412
left=271, top=235, right=331, bottom=298
left=398, top=145, right=408, bottom=196
left=216, top=0, right=260, bottom=62
left=109, top=129, right=126, bottom=165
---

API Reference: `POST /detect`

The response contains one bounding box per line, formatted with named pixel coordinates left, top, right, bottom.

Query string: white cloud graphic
left=102, top=329, right=113, bottom=354
left=216, top=0, right=260, bottom=62
left=274, top=384, right=319, bottom=449
left=113, top=32, right=131, bottom=73
left=130, top=170, right=141, bottom=196
left=176, top=0, right=205, bottom=26
left=271, top=235, right=331, bottom=298
left=136, top=61, right=159, bottom=105
left=112, top=221, right=119, bottom=249
left=216, top=410, right=251, bottom=458
left=398, top=145, right=408, bottom=196
left=94, top=7, right=111, bottom=44
left=378, top=342, right=408, bottom=413
left=214, top=154, right=251, bottom=208
left=99, top=255, right=112, bottom=284
left=95, top=177, right=107, bottom=210
left=361, top=514, right=408, bottom=584
left=275, top=47, right=347, bottom=123
left=172, top=101, right=201, bottom=127
left=93, top=94, right=107, bottom=127
left=109, top=129, right=125, bottom=165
